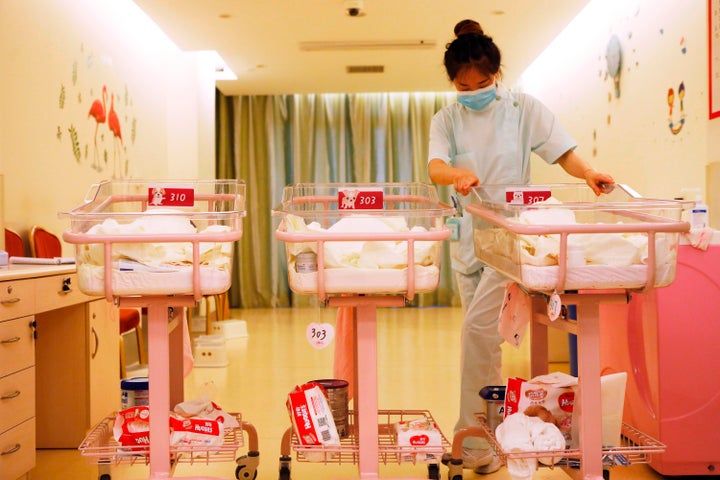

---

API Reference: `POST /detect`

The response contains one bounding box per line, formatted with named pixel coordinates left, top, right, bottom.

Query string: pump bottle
left=690, top=195, right=709, bottom=229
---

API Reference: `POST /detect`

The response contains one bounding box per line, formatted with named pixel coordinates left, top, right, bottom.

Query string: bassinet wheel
left=235, top=452, right=259, bottom=480
left=99, top=474, right=111, bottom=480
left=427, top=463, right=440, bottom=479
left=603, top=468, right=610, bottom=480
left=278, top=465, right=291, bottom=480
left=235, top=464, right=258, bottom=480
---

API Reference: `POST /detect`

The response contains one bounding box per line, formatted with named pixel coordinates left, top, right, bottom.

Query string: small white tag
left=547, top=291, right=562, bottom=321
left=306, top=322, right=335, bottom=349
left=445, top=217, right=460, bottom=241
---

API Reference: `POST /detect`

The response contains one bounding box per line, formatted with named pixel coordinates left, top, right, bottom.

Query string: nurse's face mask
left=457, top=84, right=497, bottom=111
left=454, top=69, right=497, bottom=111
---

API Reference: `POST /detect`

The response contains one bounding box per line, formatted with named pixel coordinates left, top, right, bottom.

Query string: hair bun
left=454, top=19, right=483, bottom=37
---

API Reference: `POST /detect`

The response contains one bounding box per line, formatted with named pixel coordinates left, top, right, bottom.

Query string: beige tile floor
left=30, top=306, right=671, bottom=480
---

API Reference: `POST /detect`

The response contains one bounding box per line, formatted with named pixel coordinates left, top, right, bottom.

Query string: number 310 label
left=148, top=187, right=195, bottom=207
left=338, top=189, right=384, bottom=210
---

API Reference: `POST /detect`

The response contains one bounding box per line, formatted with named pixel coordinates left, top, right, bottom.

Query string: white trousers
left=453, top=266, right=506, bottom=449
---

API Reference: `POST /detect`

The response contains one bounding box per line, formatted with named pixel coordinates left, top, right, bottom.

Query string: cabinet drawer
left=0, top=317, right=34, bottom=378
left=0, top=418, right=35, bottom=480
left=0, top=279, right=35, bottom=322
left=34, top=273, right=95, bottom=313
left=0, top=367, right=35, bottom=435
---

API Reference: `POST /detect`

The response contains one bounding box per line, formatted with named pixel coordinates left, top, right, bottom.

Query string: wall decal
left=605, top=34, right=623, bottom=98
left=667, top=81, right=686, bottom=134
left=57, top=42, right=138, bottom=178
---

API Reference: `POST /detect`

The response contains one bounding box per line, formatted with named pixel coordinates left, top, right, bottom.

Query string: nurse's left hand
left=585, top=170, right=615, bottom=196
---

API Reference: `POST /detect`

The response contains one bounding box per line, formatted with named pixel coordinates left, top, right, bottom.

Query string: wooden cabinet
left=88, top=299, right=120, bottom=425
left=0, top=279, right=36, bottom=480
left=0, top=419, right=35, bottom=480
left=0, top=266, right=119, bottom=478
left=35, top=298, right=119, bottom=448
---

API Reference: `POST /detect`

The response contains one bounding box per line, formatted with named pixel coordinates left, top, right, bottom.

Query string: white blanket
left=282, top=214, right=439, bottom=268
left=75, top=214, right=233, bottom=296
left=495, top=413, right=566, bottom=480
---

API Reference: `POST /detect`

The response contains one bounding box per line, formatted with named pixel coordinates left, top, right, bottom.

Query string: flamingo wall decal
left=108, top=91, right=123, bottom=177
left=87, top=84, right=107, bottom=171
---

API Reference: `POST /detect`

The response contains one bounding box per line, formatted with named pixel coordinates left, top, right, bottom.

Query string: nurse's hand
left=584, top=169, right=615, bottom=196
left=453, top=169, right=479, bottom=196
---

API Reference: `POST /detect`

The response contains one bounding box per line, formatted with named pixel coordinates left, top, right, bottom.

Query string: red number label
left=147, top=187, right=195, bottom=207
left=338, top=190, right=383, bottom=209
left=505, top=190, right=551, bottom=205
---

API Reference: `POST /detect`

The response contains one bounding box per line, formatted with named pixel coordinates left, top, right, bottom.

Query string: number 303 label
left=306, top=322, right=335, bottom=349
left=338, top=189, right=384, bottom=210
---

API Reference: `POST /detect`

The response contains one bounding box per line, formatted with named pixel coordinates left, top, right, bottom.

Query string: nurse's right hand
left=453, top=170, right=479, bottom=196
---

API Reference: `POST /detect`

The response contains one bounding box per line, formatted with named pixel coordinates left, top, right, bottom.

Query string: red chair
left=29, top=226, right=61, bottom=258
left=29, top=226, right=146, bottom=377
left=4, top=228, right=25, bottom=257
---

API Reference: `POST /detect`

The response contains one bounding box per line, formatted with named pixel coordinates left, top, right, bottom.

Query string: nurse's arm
left=428, top=158, right=479, bottom=196
left=556, top=150, right=614, bottom=196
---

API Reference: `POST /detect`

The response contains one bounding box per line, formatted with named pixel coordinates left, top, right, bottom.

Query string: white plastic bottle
left=690, top=195, right=709, bottom=229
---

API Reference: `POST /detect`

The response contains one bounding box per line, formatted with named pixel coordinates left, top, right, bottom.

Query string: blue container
left=567, top=305, right=578, bottom=377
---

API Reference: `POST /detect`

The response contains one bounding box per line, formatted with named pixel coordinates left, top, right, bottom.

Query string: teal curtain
left=216, top=91, right=459, bottom=308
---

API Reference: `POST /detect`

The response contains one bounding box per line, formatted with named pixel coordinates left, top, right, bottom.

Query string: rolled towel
left=496, top=413, right=567, bottom=478
left=527, top=416, right=566, bottom=465
left=496, top=414, right=537, bottom=480
left=505, top=448, right=537, bottom=480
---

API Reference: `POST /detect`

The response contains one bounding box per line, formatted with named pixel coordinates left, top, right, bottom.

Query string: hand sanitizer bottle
left=690, top=195, right=709, bottom=229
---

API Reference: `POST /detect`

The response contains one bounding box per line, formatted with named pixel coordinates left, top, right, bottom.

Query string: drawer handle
left=1, top=443, right=20, bottom=456
left=1, top=390, right=21, bottom=400
left=0, top=336, right=21, bottom=344
left=60, top=277, right=73, bottom=294
left=91, top=327, right=99, bottom=359
left=0, top=297, right=21, bottom=305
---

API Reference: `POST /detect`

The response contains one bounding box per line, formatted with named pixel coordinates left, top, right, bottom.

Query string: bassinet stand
left=276, top=227, right=452, bottom=480
left=67, top=225, right=259, bottom=480
left=444, top=201, right=685, bottom=480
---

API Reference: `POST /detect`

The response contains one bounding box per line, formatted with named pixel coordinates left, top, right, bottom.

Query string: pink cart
left=272, top=182, right=455, bottom=480
left=451, top=183, right=689, bottom=480
left=61, top=179, right=258, bottom=480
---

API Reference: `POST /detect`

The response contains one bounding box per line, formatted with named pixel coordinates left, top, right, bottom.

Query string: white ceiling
left=133, top=0, right=591, bottom=96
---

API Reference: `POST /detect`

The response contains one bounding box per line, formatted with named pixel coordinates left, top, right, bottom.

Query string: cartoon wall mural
left=57, top=42, right=137, bottom=178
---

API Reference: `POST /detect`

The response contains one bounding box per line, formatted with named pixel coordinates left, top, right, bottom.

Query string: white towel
left=528, top=417, right=566, bottom=465
left=496, top=413, right=566, bottom=479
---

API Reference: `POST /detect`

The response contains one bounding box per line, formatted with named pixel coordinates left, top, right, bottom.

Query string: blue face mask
left=457, top=84, right=497, bottom=111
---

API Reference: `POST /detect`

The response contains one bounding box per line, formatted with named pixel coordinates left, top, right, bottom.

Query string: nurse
left=427, top=19, right=613, bottom=474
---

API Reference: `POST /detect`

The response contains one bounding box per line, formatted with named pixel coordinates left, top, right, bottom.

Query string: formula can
left=121, top=377, right=149, bottom=409
left=296, top=252, right=317, bottom=272
left=479, top=385, right=506, bottom=431
left=312, top=378, right=349, bottom=438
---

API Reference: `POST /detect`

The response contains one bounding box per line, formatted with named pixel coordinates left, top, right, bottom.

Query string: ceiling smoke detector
left=344, top=0, right=365, bottom=17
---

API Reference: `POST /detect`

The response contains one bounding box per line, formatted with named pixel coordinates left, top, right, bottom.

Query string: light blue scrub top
left=428, top=85, right=577, bottom=274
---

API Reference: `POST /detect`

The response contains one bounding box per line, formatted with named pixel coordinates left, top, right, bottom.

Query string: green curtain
left=216, top=91, right=459, bottom=308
